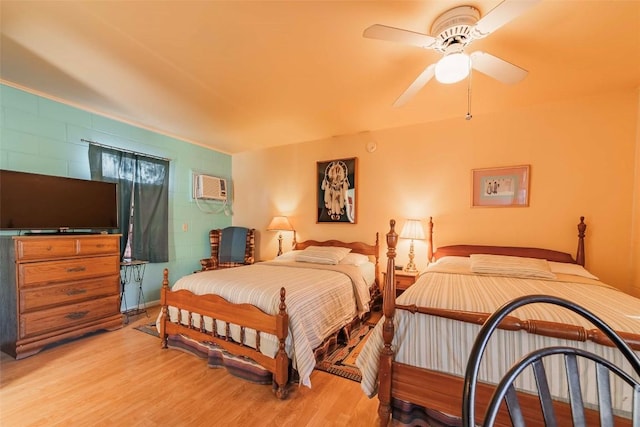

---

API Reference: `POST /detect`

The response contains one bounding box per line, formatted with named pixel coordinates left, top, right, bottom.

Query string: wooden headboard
left=428, top=216, right=587, bottom=266
left=293, top=234, right=379, bottom=258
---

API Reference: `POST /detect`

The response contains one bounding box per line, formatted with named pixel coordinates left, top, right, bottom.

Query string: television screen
left=0, top=170, right=119, bottom=231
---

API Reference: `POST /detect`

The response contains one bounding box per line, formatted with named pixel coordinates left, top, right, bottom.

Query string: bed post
left=374, top=231, right=381, bottom=291
left=274, top=287, right=289, bottom=399
left=160, top=268, right=169, bottom=349
left=378, top=219, right=398, bottom=427
left=427, top=216, right=434, bottom=263
left=577, top=216, right=586, bottom=267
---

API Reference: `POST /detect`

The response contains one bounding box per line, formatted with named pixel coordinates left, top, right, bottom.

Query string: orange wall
left=233, top=90, right=639, bottom=294
left=632, top=89, right=640, bottom=297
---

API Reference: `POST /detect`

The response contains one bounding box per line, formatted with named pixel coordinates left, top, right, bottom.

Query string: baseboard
left=120, top=299, right=160, bottom=313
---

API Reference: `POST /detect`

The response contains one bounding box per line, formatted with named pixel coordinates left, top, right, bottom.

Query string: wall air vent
left=193, top=174, right=227, bottom=201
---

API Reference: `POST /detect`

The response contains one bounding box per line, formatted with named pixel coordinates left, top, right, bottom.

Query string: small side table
left=382, top=270, right=420, bottom=297
left=120, top=260, right=149, bottom=324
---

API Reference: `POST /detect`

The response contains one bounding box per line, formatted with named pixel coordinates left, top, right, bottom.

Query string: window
left=88, top=144, right=169, bottom=263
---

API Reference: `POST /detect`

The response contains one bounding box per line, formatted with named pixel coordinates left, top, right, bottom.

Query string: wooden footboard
left=159, top=268, right=290, bottom=399
left=378, top=217, right=637, bottom=427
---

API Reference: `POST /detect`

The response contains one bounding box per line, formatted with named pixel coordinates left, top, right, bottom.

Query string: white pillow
left=548, top=261, right=599, bottom=280
left=338, top=252, right=370, bottom=266
left=470, top=254, right=556, bottom=279
left=295, top=249, right=345, bottom=265
left=272, top=250, right=301, bottom=262
left=428, top=256, right=472, bottom=269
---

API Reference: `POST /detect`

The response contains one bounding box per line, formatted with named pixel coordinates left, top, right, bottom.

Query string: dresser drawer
left=18, top=255, right=120, bottom=287
left=77, top=236, right=119, bottom=256
left=20, top=276, right=120, bottom=312
left=15, top=236, right=119, bottom=261
left=15, top=237, right=78, bottom=261
left=19, top=294, right=120, bottom=339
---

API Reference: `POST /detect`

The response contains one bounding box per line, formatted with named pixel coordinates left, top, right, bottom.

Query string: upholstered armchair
left=200, top=227, right=256, bottom=271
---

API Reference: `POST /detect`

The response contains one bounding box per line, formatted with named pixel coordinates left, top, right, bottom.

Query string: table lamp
left=267, top=216, right=294, bottom=256
left=400, top=219, right=425, bottom=273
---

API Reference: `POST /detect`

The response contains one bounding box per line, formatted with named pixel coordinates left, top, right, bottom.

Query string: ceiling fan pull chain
left=466, top=67, right=473, bottom=121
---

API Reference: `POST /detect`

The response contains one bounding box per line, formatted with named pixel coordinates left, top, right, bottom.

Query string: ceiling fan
left=363, top=0, right=540, bottom=107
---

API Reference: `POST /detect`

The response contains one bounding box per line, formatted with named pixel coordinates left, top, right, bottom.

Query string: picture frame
left=317, top=157, right=357, bottom=223
left=471, top=165, right=530, bottom=207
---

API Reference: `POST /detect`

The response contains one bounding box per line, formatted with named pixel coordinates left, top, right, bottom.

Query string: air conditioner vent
left=193, top=174, right=227, bottom=201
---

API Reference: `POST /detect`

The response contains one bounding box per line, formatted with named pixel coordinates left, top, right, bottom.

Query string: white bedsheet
left=159, top=261, right=373, bottom=388
left=356, top=257, right=640, bottom=413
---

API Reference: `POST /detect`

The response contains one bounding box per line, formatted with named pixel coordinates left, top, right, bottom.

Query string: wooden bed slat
left=164, top=289, right=283, bottom=336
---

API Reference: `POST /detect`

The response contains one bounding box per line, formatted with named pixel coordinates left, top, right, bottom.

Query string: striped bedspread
left=357, top=256, right=640, bottom=413
left=161, top=261, right=372, bottom=388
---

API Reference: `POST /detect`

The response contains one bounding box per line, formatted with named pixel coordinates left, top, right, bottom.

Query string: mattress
left=356, top=256, right=640, bottom=414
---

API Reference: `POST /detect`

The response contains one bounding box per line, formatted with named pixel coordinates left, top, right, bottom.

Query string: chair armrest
left=200, top=257, right=219, bottom=271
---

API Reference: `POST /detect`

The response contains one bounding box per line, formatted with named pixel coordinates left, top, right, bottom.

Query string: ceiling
left=1, top=1, right=639, bottom=154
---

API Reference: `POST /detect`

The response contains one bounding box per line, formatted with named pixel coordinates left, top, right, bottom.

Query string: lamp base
left=277, top=234, right=283, bottom=257
left=404, top=239, right=419, bottom=273
left=403, top=263, right=419, bottom=273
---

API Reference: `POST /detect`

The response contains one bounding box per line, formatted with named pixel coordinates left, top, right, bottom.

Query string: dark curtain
left=132, top=155, right=169, bottom=262
left=88, top=144, right=169, bottom=262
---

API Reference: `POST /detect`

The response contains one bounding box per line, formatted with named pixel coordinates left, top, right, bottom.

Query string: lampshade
left=400, top=219, right=425, bottom=240
left=435, top=52, right=470, bottom=84
left=267, top=216, right=294, bottom=232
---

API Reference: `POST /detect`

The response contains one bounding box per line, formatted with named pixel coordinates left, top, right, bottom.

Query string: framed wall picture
left=472, top=165, right=530, bottom=207
left=317, top=157, right=357, bottom=223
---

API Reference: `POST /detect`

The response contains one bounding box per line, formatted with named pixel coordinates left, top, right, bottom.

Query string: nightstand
left=382, top=270, right=420, bottom=296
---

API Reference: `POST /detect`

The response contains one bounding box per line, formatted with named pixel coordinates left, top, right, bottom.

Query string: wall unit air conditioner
left=193, top=174, right=227, bottom=201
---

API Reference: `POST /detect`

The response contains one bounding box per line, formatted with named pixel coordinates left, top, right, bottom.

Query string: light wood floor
left=0, top=306, right=382, bottom=426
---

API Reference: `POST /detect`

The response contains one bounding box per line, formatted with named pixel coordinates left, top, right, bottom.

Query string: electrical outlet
left=182, top=223, right=188, bottom=232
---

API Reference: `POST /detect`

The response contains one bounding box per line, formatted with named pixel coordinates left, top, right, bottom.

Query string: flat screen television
left=0, top=169, right=119, bottom=232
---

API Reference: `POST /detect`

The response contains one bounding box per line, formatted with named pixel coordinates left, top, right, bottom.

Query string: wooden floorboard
left=0, top=306, right=381, bottom=426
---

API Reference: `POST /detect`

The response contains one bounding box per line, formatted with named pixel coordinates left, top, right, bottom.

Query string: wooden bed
left=368, top=217, right=640, bottom=426
left=159, top=234, right=379, bottom=399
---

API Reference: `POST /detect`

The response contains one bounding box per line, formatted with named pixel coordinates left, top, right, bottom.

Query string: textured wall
left=0, top=84, right=232, bottom=305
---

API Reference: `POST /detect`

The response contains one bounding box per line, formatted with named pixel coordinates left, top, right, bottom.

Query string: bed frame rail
left=159, top=269, right=290, bottom=399
left=393, top=303, right=640, bottom=351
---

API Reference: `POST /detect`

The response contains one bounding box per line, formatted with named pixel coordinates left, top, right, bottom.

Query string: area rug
left=314, top=322, right=375, bottom=383
left=134, top=322, right=159, bottom=338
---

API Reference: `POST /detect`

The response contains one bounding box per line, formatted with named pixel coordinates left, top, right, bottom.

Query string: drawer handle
left=65, top=311, right=89, bottom=320
left=66, top=288, right=87, bottom=296
left=46, top=245, right=53, bottom=251
left=67, top=266, right=87, bottom=273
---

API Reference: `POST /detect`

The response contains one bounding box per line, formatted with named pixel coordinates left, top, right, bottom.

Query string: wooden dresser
left=0, top=234, right=122, bottom=359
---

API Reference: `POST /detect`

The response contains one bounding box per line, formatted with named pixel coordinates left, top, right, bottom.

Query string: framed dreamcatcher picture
left=316, top=157, right=357, bottom=223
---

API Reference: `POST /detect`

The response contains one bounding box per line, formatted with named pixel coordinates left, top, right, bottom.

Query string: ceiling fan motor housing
left=430, top=6, right=480, bottom=52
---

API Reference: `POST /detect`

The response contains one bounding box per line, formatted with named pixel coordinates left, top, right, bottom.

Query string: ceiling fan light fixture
left=435, top=52, right=470, bottom=84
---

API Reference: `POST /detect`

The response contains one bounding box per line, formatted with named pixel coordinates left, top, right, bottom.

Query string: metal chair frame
left=462, top=294, right=640, bottom=427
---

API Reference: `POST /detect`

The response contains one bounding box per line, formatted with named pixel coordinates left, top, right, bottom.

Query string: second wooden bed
left=356, top=217, right=640, bottom=426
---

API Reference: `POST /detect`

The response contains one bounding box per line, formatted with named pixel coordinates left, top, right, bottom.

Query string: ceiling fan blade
left=393, top=63, right=436, bottom=107
left=470, top=51, right=528, bottom=84
left=363, top=24, right=437, bottom=49
left=473, top=0, right=540, bottom=38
